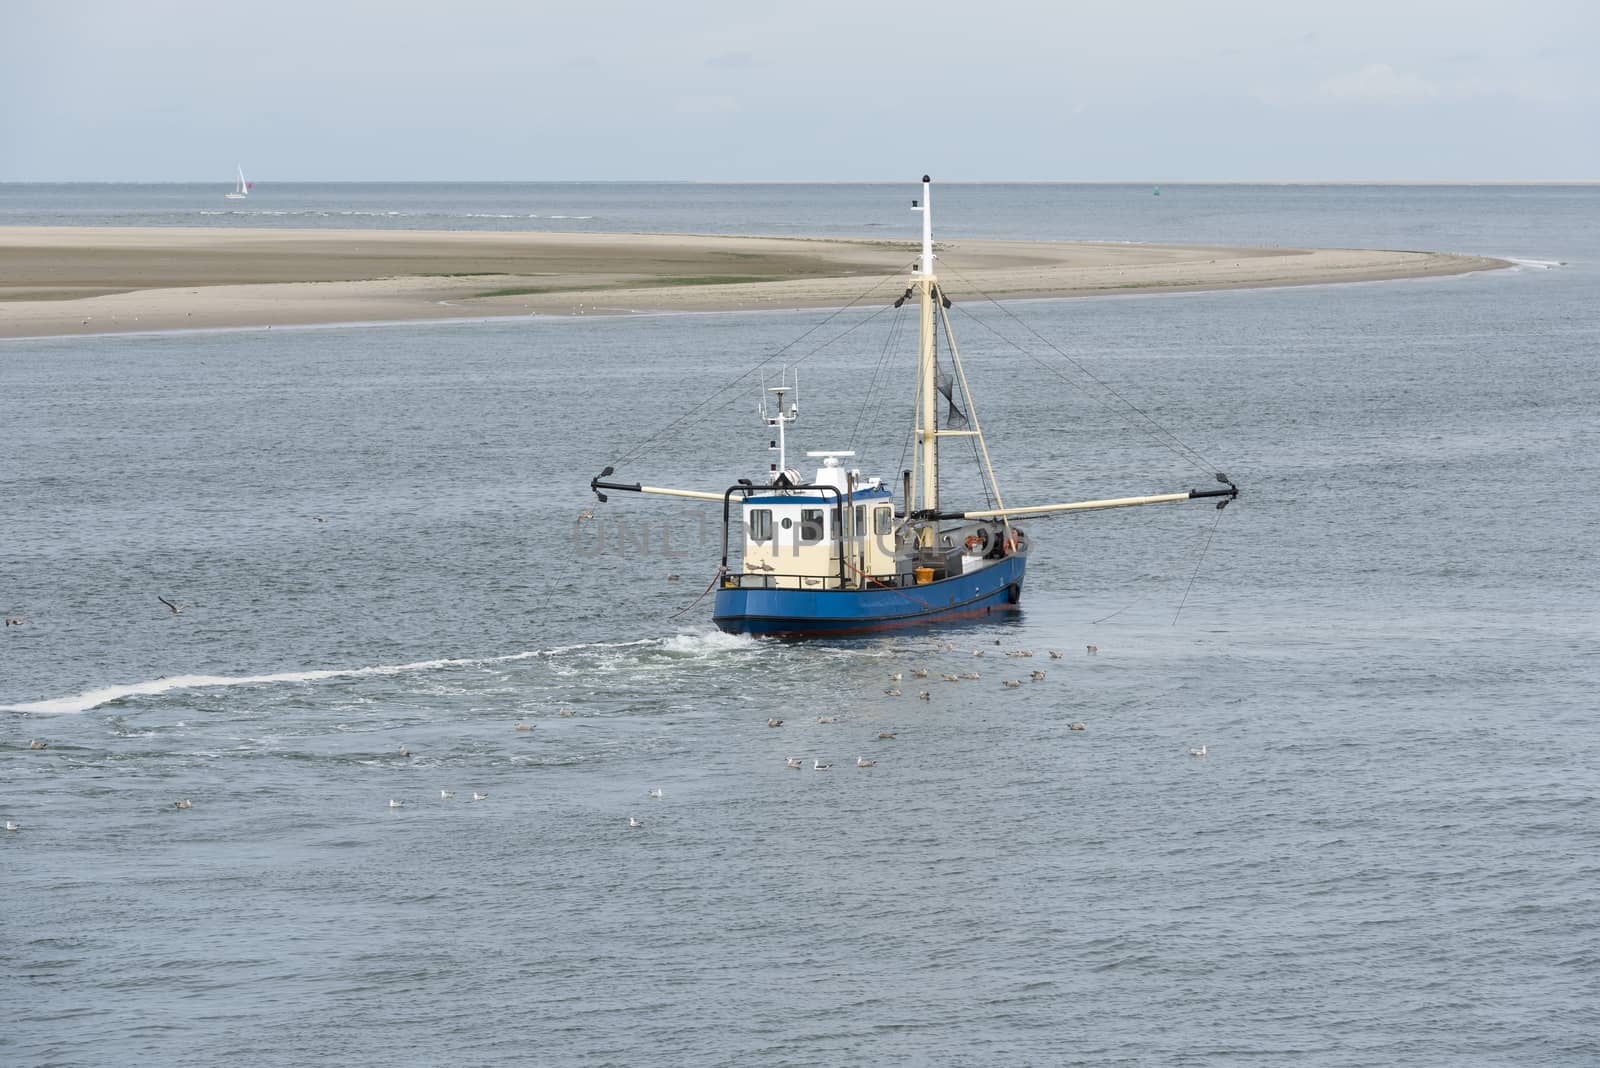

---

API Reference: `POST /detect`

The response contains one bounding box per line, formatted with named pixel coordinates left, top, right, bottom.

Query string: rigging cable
left=1172, top=502, right=1227, bottom=625
left=937, top=259, right=1223, bottom=477
left=607, top=264, right=914, bottom=470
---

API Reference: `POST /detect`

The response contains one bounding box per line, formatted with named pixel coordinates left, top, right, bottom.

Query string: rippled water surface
left=4, top=185, right=1599, bottom=1066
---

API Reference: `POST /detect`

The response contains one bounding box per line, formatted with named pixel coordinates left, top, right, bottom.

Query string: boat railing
left=724, top=570, right=917, bottom=591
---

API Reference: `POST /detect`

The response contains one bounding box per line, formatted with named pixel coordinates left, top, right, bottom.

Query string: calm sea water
left=3, top=185, right=1598, bottom=1066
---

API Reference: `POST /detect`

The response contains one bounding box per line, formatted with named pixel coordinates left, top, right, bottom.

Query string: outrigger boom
left=927, top=474, right=1240, bottom=521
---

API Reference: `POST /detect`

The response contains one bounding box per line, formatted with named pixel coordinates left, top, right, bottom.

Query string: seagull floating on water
left=1187, top=745, right=1208, bottom=757
left=388, top=799, right=404, bottom=809
left=440, top=790, right=455, bottom=800
left=813, top=760, right=832, bottom=771
left=628, top=816, right=644, bottom=829
left=472, top=792, right=488, bottom=801
left=817, top=715, right=837, bottom=724
left=1030, top=670, right=1046, bottom=682
left=3, top=821, right=19, bottom=832
left=856, top=756, right=877, bottom=768
left=514, top=723, right=535, bottom=731
left=398, top=745, right=411, bottom=758
left=878, top=731, right=897, bottom=740
left=558, top=707, right=576, bottom=717
left=767, top=717, right=784, bottom=728
left=157, top=596, right=186, bottom=615
left=1069, top=722, right=1087, bottom=731
left=647, top=788, right=663, bottom=799
left=1002, top=680, right=1022, bottom=689
left=888, top=672, right=903, bottom=682
left=174, top=799, right=192, bottom=810
left=918, top=691, right=931, bottom=700
left=4, top=617, right=24, bottom=626
left=884, top=688, right=901, bottom=697
left=912, top=668, right=929, bottom=679
left=29, top=739, right=47, bottom=750
left=1086, top=644, right=1098, bottom=655
left=1048, top=649, right=1064, bottom=659
left=786, top=757, right=803, bottom=769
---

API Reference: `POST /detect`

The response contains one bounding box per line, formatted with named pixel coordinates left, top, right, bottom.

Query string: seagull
left=398, top=745, right=411, bottom=758
left=577, top=508, right=595, bottom=523
left=1002, top=680, right=1022, bottom=688
left=1187, top=745, right=1207, bottom=757
left=1030, top=670, right=1046, bottom=682
left=912, top=668, right=929, bottom=679
left=1070, top=722, right=1087, bottom=731
left=817, top=715, right=837, bottom=724
left=887, top=672, right=903, bottom=682
left=767, top=717, right=784, bottom=727
left=786, top=757, right=803, bottom=769
left=558, top=707, right=576, bottom=717
left=312, top=515, right=327, bottom=523
left=388, top=799, right=404, bottom=809
left=157, top=596, right=186, bottom=615
left=878, top=731, right=897, bottom=740
left=1086, top=644, right=1098, bottom=655
left=918, top=691, right=930, bottom=700
left=472, top=792, right=489, bottom=801
left=3, top=821, right=18, bottom=832
left=940, top=673, right=960, bottom=683
left=4, top=617, right=23, bottom=626
left=514, top=723, right=535, bottom=731
left=440, top=790, right=455, bottom=800
left=856, top=756, right=877, bottom=768
left=628, top=816, right=644, bottom=829
left=884, top=688, right=901, bottom=697
left=1048, top=649, right=1064, bottom=659
left=173, top=799, right=192, bottom=809
left=750, top=560, right=776, bottom=572
left=813, top=760, right=832, bottom=771
left=972, top=649, right=986, bottom=657
left=963, top=672, right=980, bottom=680
left=29, top=739, right=47, bottom=750
left=666, top=574, right=680, bottom=582
left=647, top=788, right=663, bottom=799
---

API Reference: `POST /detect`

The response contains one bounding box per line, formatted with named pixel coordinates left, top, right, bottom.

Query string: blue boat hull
left=712, top=555, right=1027, bottom=636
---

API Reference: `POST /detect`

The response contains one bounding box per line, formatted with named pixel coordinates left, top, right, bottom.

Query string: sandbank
left=0, top=226, right=1508, bottom=340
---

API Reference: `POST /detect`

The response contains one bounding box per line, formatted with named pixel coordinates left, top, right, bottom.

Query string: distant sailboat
left=224, top=165, right=251, bottom=200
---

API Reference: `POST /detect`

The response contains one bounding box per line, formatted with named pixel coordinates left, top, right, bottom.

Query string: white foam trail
left=1504, top=257, right=1562, bottom=270
left=1, top=635, right=732, bottom=715
left=659, top=631, right=760, bottom=654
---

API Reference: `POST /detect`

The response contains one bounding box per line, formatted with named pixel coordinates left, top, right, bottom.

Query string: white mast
left=911, top=175, right=938, bottom=518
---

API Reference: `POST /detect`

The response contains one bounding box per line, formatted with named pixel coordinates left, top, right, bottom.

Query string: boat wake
left=2, top=634, right=745, bottom=716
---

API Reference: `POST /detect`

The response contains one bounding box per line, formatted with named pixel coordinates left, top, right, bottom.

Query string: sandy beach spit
left=0, top=226, right=1507, bottom=339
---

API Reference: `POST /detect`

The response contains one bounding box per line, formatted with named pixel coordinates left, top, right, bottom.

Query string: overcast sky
left=2, top=0, right=1594, bottom=181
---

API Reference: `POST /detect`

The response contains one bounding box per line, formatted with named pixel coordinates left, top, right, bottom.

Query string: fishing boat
left=589, top=175, right=1238, bottom=636
left=224, top=164, right=251, bottom=200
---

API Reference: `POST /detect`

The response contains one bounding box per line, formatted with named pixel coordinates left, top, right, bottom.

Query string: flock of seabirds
left=3, top=603, right=1211, bottom=836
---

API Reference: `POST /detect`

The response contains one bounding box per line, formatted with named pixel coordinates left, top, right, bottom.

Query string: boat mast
left=912, top=175, right=938, bottom=517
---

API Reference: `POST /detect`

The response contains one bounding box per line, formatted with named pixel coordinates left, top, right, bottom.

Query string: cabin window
left=854, top=505, right=866, bottom=538
left=747, top=509, right=773, bottom=541
left=874, top=506, right=893, bottom=535
left=799, top=508, right=825, bottom=544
